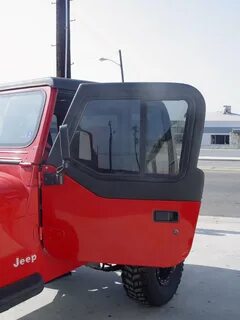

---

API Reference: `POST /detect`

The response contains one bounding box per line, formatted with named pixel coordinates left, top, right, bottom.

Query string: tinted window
left=71, top=100, right=140, bottom=173
left=50, top=114, right=58, bottom=144
left=0, top=91, right=45, bottom=147
left=145, top=100, right=188, bottom=174
left=211, top=134, right=229, bottom=145
left=70, top=99, right=188, bottom=175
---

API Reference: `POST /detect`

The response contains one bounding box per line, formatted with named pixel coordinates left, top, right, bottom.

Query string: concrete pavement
left=198, top=160, right=240, bottom=171
left=1, top=216, right=239, bottom=320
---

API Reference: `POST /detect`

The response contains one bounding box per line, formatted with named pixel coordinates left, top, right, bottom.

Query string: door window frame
left=47, top=83, right=205, bottom=186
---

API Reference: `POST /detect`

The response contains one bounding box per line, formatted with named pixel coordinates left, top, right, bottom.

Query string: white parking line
left=199, top=156, right=240, bottom=161
left=199, top=166, right=240, bottom=172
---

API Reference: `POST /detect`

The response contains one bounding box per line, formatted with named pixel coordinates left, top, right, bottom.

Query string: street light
left=99, top=49, right=125, bottom=82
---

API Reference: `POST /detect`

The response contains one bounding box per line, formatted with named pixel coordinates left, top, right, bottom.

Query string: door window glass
left=145, top=100, right=188, bottom=174
left=70, top=99, right=188, bottom=175
left=71, top=100, right=140, bottom=173
left=50, top=114, right=58, bottom=144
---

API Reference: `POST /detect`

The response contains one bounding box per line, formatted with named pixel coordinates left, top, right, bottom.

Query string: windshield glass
left=0, top=90, right=45, bottom=147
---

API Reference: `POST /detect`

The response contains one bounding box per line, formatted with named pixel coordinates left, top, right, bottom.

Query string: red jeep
left=0, top=79, right=205, bottom=311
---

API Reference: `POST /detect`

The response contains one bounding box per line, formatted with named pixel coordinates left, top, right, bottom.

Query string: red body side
left=41, top=172, right=201, bottom=268
left=0, top=164, right=81, bottom=288
left=0, top=87, right=80, bottom=288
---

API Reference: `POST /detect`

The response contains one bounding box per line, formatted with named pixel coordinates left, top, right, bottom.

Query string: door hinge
left=43, top=172, right=64, bottom=185
left=39, top=226, right=43, bottom=241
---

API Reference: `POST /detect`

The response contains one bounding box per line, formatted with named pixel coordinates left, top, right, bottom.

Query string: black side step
left=0, top=273, right=44, bottom=313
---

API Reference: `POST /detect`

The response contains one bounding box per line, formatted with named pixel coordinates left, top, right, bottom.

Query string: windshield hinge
left=19, top=161, right=32, bottom=167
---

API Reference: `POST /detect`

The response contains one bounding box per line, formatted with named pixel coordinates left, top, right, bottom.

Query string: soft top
left=0, top=77, right=92, bottom=92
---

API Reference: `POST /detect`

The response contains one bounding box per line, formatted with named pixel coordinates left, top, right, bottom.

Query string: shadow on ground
left=12, top=264, right=240, bottom=320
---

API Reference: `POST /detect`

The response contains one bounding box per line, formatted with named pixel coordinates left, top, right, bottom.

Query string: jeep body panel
left=0, top=78, right=205, bottom=312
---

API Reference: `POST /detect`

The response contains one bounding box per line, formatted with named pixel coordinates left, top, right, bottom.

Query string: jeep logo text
left=13, top=255, right=37, bottom=268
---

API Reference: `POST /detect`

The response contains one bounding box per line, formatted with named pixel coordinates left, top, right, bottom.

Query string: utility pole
left=56, top=0, right=71, bottom=78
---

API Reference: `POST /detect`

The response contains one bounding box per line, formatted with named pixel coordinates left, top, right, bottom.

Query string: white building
left=202, top=106, right=240, bottom=148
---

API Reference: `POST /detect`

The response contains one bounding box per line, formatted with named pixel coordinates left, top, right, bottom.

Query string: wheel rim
left=156, top=267, right=176, bottom=286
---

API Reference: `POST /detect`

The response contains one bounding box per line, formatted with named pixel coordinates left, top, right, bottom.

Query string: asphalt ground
left=198, top=160, right=240, bottom=218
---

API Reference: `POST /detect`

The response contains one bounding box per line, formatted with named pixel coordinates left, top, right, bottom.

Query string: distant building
left=202, top=106, right=240, bottom=148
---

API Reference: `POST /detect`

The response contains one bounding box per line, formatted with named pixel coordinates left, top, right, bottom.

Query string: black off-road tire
left=121, top=262, right=184, bottom=306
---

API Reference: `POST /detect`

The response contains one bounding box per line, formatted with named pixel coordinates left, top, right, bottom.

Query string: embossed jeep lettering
left=13, top=255, right=37, bottom=268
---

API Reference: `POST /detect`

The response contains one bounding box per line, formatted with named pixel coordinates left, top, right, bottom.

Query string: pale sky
left=0, top=0, right=240, bottom=112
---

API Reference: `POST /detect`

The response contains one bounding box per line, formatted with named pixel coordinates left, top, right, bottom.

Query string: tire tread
left=121, top=263, right=184, bottom=306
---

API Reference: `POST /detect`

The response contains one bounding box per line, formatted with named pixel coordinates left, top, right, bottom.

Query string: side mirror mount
left=59, top=124, right=70, bottom=168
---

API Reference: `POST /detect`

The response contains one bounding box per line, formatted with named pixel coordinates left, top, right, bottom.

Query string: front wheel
left=121, top=262, right=184, bottom=306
